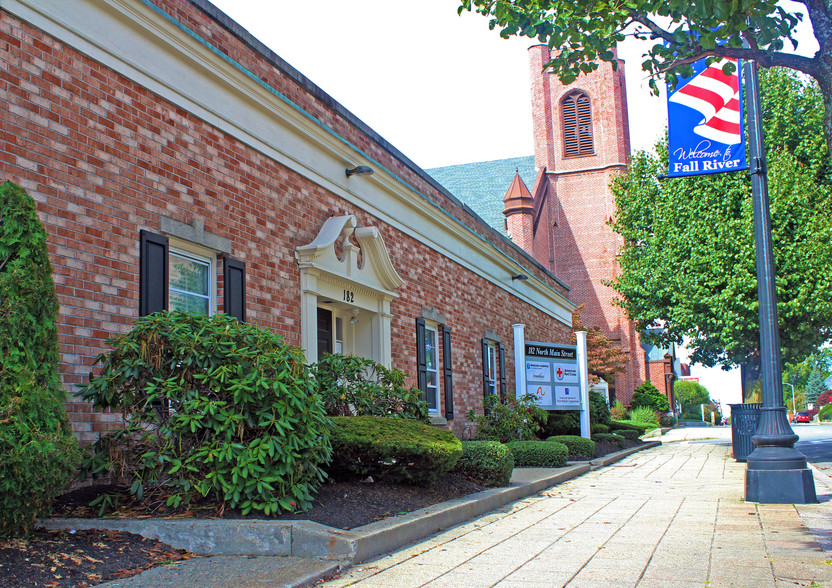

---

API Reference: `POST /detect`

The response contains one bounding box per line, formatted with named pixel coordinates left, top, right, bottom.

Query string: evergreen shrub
left=328, top=416, right=462, bottom=486
left=452, top=440, right=514, bottom=486
left=545, top=435, right=595, bottom=458
left=591, top=433, right=626, bottom=448
left=630, top=382, right=670, bottom=413
left=0, top=181, right=80, bottom=537
left=77, top=311, right=332, bottom=516
left=613, top=429, right=640, bottom=440
left=541, top=410, right=580, bottom=437
left=505, top=440, right=568, bottom=467
left=591, top=423, right=610, bottom=434
left=589, top=391, right=612, bottom=425
left=659, top=415, right=678, bottom=427
left=818, top=404, right=832, bottom=421
left=314, top=353, right=427, bottom=419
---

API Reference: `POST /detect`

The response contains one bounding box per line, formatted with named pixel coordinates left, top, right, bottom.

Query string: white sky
left=207, top=0, right=818, bottom=411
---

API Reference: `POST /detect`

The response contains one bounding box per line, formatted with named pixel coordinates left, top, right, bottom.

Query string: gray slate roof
left=427, top=155, right=536, bottom=236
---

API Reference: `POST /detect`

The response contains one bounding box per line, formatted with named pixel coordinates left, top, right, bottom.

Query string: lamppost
left=783, top=382, right=796, bottom=419
left=743, top=58, right=816, bottom=503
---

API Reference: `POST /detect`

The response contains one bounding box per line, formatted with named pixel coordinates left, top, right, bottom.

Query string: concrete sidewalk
left=324, top=441, right=832, bottom=587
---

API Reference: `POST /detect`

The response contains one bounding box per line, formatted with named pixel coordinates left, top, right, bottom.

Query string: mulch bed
left=2, top=438, right=643, bottom=587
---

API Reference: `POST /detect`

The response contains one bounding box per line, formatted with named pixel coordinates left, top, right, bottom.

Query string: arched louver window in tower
left=562, top=91, right=594, bottom=157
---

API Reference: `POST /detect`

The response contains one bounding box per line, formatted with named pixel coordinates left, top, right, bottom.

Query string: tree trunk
left=741, top=353, right=761, bottom=403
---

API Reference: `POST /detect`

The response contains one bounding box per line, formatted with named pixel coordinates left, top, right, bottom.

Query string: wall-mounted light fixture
left=350, top=307, right=360, bottom=325
left=346, top=165, right=374, bottom=177
left=512, top=274, right=529, bottom=281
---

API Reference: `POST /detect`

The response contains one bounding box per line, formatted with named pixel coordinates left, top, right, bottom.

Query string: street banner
left=667, top=57, right=748, bottom=177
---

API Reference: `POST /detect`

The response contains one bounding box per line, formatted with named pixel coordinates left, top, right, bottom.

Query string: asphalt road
left=795, top=424, right=832, bottom=475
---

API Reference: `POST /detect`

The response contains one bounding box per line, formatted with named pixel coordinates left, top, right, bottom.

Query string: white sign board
left=524, top=342, right=581, bottom=410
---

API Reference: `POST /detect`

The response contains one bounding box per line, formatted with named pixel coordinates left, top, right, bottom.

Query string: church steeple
left=502, top=170, right=534, bottom=252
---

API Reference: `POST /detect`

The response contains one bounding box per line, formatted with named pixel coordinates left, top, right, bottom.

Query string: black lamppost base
left=744, top=407, right=817, bottom=504
left=746, top=467, right=817, bottom=504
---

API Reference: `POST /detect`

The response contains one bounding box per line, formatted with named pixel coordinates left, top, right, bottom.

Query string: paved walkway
left=323, top=442, right=832, bottom=587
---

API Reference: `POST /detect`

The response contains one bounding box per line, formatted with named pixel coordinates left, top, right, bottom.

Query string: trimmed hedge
left=610, top=421, right=655, bottom=434
left=591, top=433, right=626, bottom=448
left=546, top=435, right=595, bottom=458
left=505, top=440, right=568, bottom=467
left=452, top=440, right=514, bottom=487
left=328, top=416, right=462, bottom=486
left=613, top=429, right=640, bottom=441
left=591, top=423, right=609, bottom=434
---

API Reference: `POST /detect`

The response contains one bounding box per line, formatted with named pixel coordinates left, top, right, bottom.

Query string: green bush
left=613, top=429, right=640, bottom=440
left=628, top=405, right=660, bottom=425
left=506, top=440, right=568, bottom=467
left=611, top=420, right=656, bottom=434
left=630, top=382, right=670, bottom=413
left=589, top=391, right=612, bottom=425
left=610, top=399, right=628, bottom=420
left=818, top=405, right=832, bottom=421
left=77, top=311, right=331, bottom=516
left=591, top=423, right=610, bottom=434
left=591, top=433, right=626, bottom=448
left=313, top=353, right=427, bottom=420
left=0, top=182, right=80, bottom=537
left=328, top=416, right=461, bottom=485
left=546, top=435, right=595, bottom=458
left=452, top=440, right=514, bottom=486
left=468, top=393, right=547, bottom=443
left=659, top=415, right=678, bottom=427
left=541, top=410, right=580, bottom=437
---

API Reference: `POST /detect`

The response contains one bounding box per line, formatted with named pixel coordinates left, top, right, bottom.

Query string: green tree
left=805, top=368, right=827, bottom=406
left=0, top=181, right=80, bottom=537
left=608, top=69, right=832, bottom=385
left=458, top=0, right=832, bottom=153
left=674, top=380, right=710, bottom=414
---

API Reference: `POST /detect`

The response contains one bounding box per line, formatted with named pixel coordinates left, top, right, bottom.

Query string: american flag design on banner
left=667, top=57, right=748, bottom=177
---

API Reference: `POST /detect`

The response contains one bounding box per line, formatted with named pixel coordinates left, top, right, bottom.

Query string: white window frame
left=486, top=342, right=497, bottom=397
left=168, top=238, right=216, bottom=315
left=424, top=323, right=440, bottom=413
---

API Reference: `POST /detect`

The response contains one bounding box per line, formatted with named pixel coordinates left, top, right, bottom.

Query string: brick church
left=430, top=46, right=678, bottom=407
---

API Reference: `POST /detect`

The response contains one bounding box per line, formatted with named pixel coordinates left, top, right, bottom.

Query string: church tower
left=517, top=45, right=645, bottom=404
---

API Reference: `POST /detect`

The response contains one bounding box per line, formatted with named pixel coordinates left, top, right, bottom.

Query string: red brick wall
left=526, top=45, right=645, bottom=404
left=0, top=4, right=571, bottom=442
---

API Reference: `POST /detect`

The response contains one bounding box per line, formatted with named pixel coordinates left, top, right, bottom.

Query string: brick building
left=432, top=46, right=681, bottom=406
left=0, top=0, right=576, bottom=442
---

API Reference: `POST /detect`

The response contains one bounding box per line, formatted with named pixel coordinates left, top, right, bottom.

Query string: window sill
left=429, top=414, right=447, bottom=426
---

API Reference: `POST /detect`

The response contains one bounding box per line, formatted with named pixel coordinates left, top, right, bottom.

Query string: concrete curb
left=40, top=442, right=661, bottom=565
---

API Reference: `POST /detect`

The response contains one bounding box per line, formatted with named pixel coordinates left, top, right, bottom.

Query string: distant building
left=430, top=46, right=678, bottom=406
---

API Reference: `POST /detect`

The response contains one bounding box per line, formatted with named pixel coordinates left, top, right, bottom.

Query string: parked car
left=794, top=411, right=812, bottom=423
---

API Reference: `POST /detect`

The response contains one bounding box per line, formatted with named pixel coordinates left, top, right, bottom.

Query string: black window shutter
left=223, top=257, right=246, bottom=322
left=416, top=318, right=427, bottom=401
left=481, top=338, right=490, bottom=404
left=442, top=326, right=453, bottom=420
left=139, top=230, right=168, bottom=316
left=499, top=343, right=507, bottom=402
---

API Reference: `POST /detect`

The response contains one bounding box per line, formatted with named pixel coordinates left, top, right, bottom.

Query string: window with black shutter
left=223, top=257, right=246, bottom=322
left=139, top=230, right=169, bottom=316
left=562, top=91, right=594, bottom=157
left=498, top=343, right=507, bottom=402
left=442, top=326, right=454, bottom=420
left=416, top=318, right=428, bottom=403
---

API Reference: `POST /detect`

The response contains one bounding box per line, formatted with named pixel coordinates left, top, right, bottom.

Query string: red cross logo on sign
left=556, top=367, right=563, bottom=379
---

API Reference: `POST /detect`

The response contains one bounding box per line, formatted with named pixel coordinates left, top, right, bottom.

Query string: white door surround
left=296, top=215, right=404, bottom=365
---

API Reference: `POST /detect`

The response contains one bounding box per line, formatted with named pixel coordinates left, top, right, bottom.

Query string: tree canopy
left=608, top=68, right=832, bottom=373
left=459, top=0, right=832, bottom=152
left=674, top=380, right=710, bottom=413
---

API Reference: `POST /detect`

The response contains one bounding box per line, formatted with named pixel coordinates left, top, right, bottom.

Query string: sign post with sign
left=524, top=341, right=589, bottom=437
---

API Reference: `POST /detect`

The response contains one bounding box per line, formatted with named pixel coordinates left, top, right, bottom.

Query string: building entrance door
left=317, top=307, right=333, bottom=361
